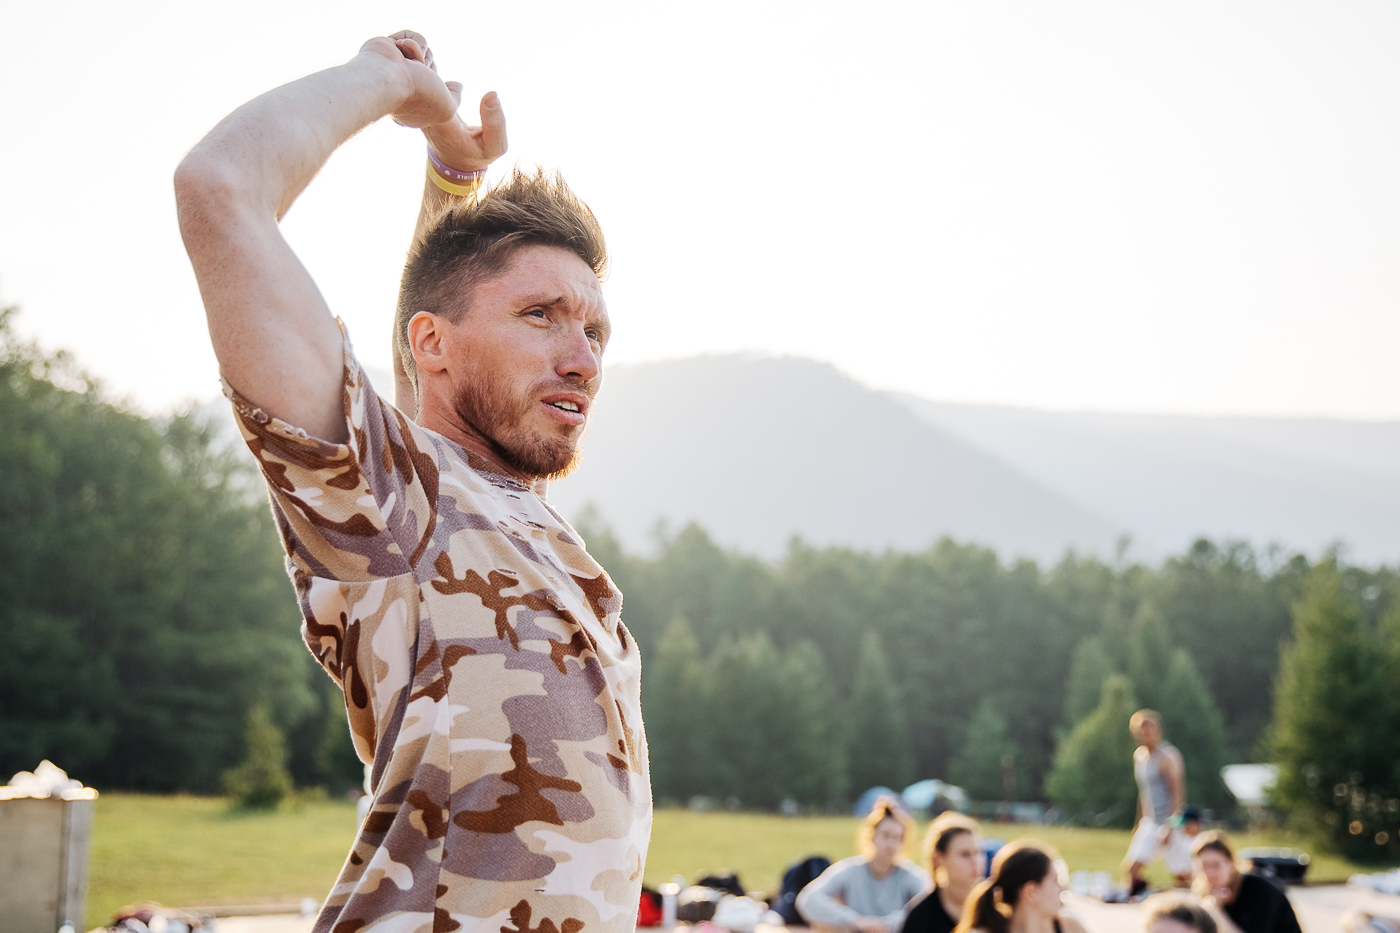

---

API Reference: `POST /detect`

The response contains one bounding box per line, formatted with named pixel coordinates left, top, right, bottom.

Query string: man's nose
left=555, top=326, right=599, bottom=383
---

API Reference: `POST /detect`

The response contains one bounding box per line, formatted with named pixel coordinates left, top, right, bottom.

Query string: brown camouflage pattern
left=224, top=326, right=650, bottom=933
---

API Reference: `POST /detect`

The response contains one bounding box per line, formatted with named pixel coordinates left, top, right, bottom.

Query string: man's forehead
left=493, top=244, right=604, bottom=304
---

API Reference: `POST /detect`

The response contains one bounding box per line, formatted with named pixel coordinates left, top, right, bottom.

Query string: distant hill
left=202, top=355, right=1400, bottom=566
left=891, top=395, right=1400, bottom=563
left=547, top=356, right=1120, bottom=562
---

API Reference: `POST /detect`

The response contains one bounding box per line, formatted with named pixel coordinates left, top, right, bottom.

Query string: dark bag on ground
left=677, top=885, right=726, bottom=923
left=773, top=855, right=832, bottom=925
left=697, top=873, right=746, bottom=897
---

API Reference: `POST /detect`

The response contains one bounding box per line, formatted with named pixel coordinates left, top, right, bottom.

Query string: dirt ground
left=209, top=886, right=1400, bottom=933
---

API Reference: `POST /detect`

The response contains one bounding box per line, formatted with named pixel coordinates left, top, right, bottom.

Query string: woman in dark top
left=953, top=839, right=1087, bottom=933
left=1191, top=832, right=1302, bottom=933
left=903, top=813, right=984, bottom=933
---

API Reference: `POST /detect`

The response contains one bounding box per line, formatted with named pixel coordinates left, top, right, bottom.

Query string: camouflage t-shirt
left=226, top=328, right=651, bottom=933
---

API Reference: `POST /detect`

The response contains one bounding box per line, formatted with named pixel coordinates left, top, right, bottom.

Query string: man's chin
left=496, top=432, right=582, bottom=481
left=542, top=447, right=583, bottom=482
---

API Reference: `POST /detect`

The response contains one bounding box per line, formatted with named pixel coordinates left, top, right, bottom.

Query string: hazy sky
left=2, top=1, right=1397, bottom=418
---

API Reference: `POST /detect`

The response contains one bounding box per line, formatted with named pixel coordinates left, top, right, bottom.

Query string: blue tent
left=901, top=779, right=969, bottom=813
left=852, top=785, right=899, bottom=817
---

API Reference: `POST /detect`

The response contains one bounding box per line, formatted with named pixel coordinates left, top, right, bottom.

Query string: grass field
left=85, top=795, right=1382, bottom=930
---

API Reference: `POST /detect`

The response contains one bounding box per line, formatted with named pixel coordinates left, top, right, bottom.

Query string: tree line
left=1, top=307, right=1395, bottom=859
left=0, top=308, right=362, bottom=794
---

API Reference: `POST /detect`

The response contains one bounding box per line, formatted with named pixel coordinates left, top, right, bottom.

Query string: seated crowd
left=786, top=796, right=1319, bottom=933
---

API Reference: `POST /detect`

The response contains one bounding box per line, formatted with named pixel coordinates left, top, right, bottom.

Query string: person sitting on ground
left=953, top=840, right=1088, bottom=933
left=1178, top=806, right=1204, bottom=841
left=797, top=797, right=930, bottom=933
left=1141, top=891, right=1222, bottom=933
left=1191, top=832, right=1300, bottom=933
left=903, top=812, right=985, bottom=933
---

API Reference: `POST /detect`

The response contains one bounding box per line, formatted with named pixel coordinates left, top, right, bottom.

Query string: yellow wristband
left=428, top=165, right=483, bottom=198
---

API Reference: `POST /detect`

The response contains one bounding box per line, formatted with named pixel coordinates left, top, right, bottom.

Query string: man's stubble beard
left=453, top=364, right=589, bottom=481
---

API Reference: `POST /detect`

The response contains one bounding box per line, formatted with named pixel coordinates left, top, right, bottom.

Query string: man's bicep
left=176, top=167, right=347, bottom=442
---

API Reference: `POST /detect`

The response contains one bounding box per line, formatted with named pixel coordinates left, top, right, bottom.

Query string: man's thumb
left=481, top=91, right=507, bottom=155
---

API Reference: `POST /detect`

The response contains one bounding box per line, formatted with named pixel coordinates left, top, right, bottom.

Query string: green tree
left=1155, top=540, right=1304, bottom=756
left=949, top=698, right=1022, bottom=801
left=846, top=631, right=914, bottom=793
left=1269, top=563, right=1400, bottom=861
left=1063, top=637, right=1117, bottom=727
left=1046, top=674, right=1140, bottom=826
left=1061, top=606, right=1231, bottom=810
left=0, top=307, right=314, bottom=791
left=642, top=620, right=705, bottom=804
left=223, top=703, right=293, bottom=809
left=688, top=633, right=841, bottom=808
left=1127, top=607, right=1232, bottom=810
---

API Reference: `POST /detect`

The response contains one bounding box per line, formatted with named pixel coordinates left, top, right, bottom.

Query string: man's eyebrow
left=519, top=292, right=569, bottom=307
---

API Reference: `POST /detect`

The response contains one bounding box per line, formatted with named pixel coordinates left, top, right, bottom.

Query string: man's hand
left=852, top=918, right=889, bottom=933
left=388, top=30, right=508, bottom=172
left=358, top=35, right=457, bottom=129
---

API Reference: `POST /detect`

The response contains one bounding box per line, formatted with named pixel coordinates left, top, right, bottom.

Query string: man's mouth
left=549, top=400, right=580, bottom=412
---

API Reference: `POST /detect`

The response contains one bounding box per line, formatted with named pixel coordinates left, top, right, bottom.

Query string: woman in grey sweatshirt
left=797, top=798, right=931, bottom=933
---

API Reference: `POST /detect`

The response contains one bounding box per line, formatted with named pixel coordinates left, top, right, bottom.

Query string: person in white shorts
left=1125, top=708, right=1190, bottom=894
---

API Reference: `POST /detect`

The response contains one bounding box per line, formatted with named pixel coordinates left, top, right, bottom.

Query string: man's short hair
left=395, top=168, right=608, bottom=392
left=1130, top=708, right=1163, bottom=732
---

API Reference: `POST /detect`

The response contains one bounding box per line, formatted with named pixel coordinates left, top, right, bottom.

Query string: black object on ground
left=1241, top=848, right=1310, bottom=885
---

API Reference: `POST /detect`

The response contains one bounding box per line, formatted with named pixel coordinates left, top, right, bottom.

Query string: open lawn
left=86, top=795, right=1384, bottom=930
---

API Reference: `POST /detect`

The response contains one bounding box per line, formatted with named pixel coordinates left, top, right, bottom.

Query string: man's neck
left=415, top=400, right=548, bottom=497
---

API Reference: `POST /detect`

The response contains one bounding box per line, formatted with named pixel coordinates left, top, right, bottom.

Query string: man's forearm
left=174, top=42, right=427, bottom=444
left=179, top=55, right=405, bottom=219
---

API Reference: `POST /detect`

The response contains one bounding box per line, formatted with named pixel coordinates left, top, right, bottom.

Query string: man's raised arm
left=392, top=63, right=507, bottom=416
left=174, top=34, right=456, bottom=442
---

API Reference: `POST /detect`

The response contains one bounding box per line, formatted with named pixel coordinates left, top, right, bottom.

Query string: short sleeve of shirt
left=223, top=323, right=441, bottom=583
left=223, top=326, right=444, bottom=761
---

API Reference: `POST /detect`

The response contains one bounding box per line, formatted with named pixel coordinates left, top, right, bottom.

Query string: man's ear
left=408, top=311, right=452, bottom=375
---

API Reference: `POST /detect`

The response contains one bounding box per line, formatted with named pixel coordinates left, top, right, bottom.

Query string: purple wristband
left=428, top=148, right=486, bottom=183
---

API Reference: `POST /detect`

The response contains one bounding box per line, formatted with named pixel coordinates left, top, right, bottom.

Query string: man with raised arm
left=175, top=31, right=649, bottom=933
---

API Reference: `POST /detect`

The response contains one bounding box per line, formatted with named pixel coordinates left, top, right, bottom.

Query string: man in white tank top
left=1123, top=709, right=1190, bottom=894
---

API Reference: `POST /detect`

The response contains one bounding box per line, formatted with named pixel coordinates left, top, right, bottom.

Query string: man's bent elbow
left=173, top=152, right=250, bottom=235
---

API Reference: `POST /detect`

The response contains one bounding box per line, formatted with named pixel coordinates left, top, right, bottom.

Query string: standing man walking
left=175, top=31, right=649, bottom=933
left=1124, top=709, right=1190, bottom=894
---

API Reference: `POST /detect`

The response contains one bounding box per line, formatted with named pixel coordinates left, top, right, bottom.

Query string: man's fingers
left=479, top=91, right=508, bottom=159
left=394, top=37, right=425, bottom=63
left=390, top=30, right=428, bottom=49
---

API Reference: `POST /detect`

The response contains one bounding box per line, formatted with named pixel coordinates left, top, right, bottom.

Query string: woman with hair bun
left=797, top=797, right=930, bottom=933
left=953, top=840, right=1087, bottom=933
left=903, top=812, right=985, bottom=933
